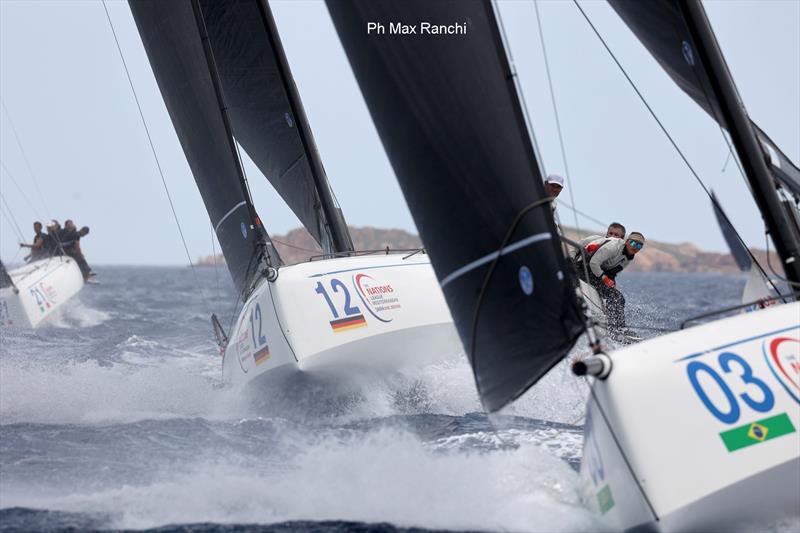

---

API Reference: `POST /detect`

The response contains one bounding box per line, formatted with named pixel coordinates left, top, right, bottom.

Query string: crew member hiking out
left=575, top=231, right=645, bottom=332
left=19, top=221, right=47, bottom=262
left=578, top=222, right=626, bottom=249
left=59, top=219, right=94, bottom=281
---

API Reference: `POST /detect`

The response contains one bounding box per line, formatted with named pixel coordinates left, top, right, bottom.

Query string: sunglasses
left=628, top=240, right=644, bottom=250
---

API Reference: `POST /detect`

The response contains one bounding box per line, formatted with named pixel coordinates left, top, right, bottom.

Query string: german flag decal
left=330, top=314, right=367, bottom=332
left=254, top=346, right=271, bottom=365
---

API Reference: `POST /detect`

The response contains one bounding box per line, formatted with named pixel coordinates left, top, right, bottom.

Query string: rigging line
left=558, top=200, right=607, bottom=229
left=0, top=99, right=51, bottom=216
left=572, top=0, right=786, bottom=302
left=101, top=0, right=210, bottom=307
left=532, top=0, right=581, bottom=235
left=0, top=159, right=42, bottom=219
left=765, top=231, right=800, bottom=289
left=210, top=221, right=221, bottom=303
left=0, top=192, right=26, bottom=242
left=272, top=238, right=322, bottom=254
left=491, top=0, right=548, bottom=184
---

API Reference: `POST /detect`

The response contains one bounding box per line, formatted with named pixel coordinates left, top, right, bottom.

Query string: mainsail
left=130, top=0, right=281, bottom=295
left=327, top=0, right=585, bottom=411
left=198, top=0, right=353, bottom=254
left=609, top=0, right=800, bottom=197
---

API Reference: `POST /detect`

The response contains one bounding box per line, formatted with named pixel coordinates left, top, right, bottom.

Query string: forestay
left=129, top=0, right=280, bottom=296
left=327, top=0, right=585, bottom=411
left=199, top=0, right=353, bottom=255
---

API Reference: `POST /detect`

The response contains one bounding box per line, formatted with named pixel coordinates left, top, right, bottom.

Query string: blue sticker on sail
left=285, top=112, right=294, bottom=127
left=241, top=222, right=248, bottom=239
left=682, top=41, right=695, bottom=66
left=519, top=266, right=534, bottom=295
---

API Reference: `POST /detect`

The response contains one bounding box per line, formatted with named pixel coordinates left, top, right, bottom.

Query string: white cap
left=545, top=174, right=565, bottom=187
left=47, top=219, right=59, bottom=228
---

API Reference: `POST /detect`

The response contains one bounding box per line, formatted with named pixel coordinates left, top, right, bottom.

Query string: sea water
left=0, top=268, right=796, bottom=532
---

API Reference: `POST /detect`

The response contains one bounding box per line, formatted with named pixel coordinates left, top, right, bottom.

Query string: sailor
left=578, top=222, right=626, bottom=249
left=44, top=220, right=63, bottom=257
left=19, top=221, right=47, bottom=261
left=544, top=174, right=564, bottom=200
left=576, top=232, right=645, bottom=330
left=59, top=220, right=94, bottom=280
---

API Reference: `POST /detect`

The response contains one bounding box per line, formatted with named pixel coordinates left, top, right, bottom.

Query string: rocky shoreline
left=197, top=226, right=780, bottom=274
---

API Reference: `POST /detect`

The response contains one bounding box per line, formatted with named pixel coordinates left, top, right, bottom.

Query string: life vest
left=575, top=238, right=611, bottom=263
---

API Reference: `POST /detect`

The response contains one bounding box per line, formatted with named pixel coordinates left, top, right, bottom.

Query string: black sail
left=609, top=0, right=800, bottom=197
left=711, top=192, right=751, bottom=271
left=327, top=0, right=585, bottom=411
left=130, top=0, right=280, bottom=295
left=199, top=0, right=353, bottom=254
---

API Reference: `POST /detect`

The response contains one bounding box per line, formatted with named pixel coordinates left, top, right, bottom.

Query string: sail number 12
left=314, top=279, right=361, bottom=318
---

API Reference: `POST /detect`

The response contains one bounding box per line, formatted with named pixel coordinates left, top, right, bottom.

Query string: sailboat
left=127, top=0, right=460, bottom=389
left=0, top=256, right=83, bottom=328
left=326, top=0, right=799, bottom=530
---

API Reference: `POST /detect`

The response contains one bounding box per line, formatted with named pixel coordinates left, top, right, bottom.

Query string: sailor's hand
left=602, top=275, right=616, bottom=288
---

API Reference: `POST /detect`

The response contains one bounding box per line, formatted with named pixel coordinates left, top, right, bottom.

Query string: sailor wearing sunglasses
left=577, top=231, right=646, bottom=332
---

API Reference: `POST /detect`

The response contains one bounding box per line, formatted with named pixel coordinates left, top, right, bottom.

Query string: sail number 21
left=686, top=351, right=775, bottom=424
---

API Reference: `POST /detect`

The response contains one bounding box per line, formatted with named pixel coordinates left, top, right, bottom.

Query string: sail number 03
left=315, top=279, right=361, bottom=318
left=686, top=351, right=775, bottom=424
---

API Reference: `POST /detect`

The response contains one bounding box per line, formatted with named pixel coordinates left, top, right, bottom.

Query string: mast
left=190, top=0, right=269, bottom=263
left=256, top=0, right=354, bottom=254
left=680, top=0, right=800, bottom=286
left=129, top=0, right=281, bottom=296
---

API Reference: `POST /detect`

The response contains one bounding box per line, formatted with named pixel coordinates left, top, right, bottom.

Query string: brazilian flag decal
left=719, top=413, right=796, bottom=452
left=597, top=484, right=615, bottom=514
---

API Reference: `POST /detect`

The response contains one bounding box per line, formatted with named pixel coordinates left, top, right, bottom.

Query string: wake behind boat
left=0, top=256, right=83, bottom=328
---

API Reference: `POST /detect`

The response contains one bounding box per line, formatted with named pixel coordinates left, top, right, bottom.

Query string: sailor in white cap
left=544, top=174, right=565, bottom=199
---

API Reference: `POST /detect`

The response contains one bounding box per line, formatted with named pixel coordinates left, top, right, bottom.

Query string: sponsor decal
left=597, top=484, right=615, bottom=514
left=240, top=222, right=248, bottom=239
left=29, top=285, right=53, bottom=313
left=236, top=328, right=250, bottom=363
left=682, top=40, right=695, bottom=66
left=719, top=413, right=796, bottom=452
left=518, top=265, right=533, bottom=295
left=330, top=314, right=367, bottom=333
left=764, top=337, right=800, bottom=404
left=353, top=273, right=401, bottom=323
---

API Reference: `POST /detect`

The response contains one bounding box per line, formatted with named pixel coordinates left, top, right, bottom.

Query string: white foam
left=0, top=356, right=246, bottom=425
left=0, top=428, right=604, bottom=532
left=41, top=297, right=111, bottom=328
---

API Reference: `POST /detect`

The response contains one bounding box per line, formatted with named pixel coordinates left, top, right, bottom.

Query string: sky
left=0, top=0, right=798, bottom=266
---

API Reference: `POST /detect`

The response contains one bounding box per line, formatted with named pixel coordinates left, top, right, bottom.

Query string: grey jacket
left=588, top=238, right=633, bottom=279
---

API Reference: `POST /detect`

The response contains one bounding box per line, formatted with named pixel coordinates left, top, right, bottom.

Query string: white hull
left=580, top=302, right=800, bottom=532
left=222, top=253, right=461, bottom=388
left=0, top=258, right=84, bottom=328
